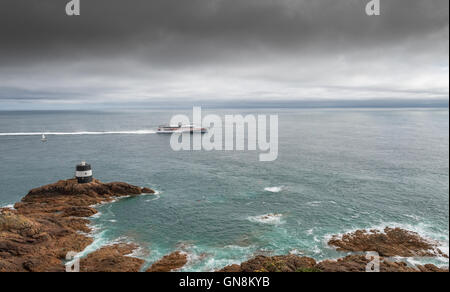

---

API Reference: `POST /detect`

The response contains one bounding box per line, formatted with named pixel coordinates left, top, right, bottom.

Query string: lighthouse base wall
left=77, top=176, right=93, bottom=184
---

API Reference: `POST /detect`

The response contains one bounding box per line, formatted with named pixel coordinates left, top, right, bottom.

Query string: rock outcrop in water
left=0, top=179, right=153, bottom=272
left=328, top=227, right=448, bottom=258
left=146, top=251, right=188, bottom=272
left=219, top=253, right=448, bottom=273
left=219, top=228, right=449, bottom=273
left=317, top=255, right=448, bottom=272
left=218, top=255, right=318, bottom=272
left=1, top=179, right=448, bottom=272
left=80, top=243, right=145, bottom=272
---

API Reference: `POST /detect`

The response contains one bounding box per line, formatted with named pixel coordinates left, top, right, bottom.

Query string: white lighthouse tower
left=76, top=161, right=93, bottom=184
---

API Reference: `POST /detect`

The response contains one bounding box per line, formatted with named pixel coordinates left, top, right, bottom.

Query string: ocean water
left=0, top=108, right=448, bottom=271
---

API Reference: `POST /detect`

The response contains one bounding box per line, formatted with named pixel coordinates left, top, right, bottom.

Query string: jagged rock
left=219, top=227, right=449, bottom=273
left=0, top=209, right=42, bottom=237
left=62, top=206, right=98, bottom=218
left=317, top=255, right=449, bottom=272
left=416, top=264, right=449, bottom=273
left=0, top=179, right=153, bottom=272
left=218, top=264, right=242, bottom=272
left=146, top=251, right=188, bottom=272
left=328, top=227, right=446, bottom=258
left=142, top=187, right=155, bottom=194
left=218, top=255, right=317, bottom=272
left=80, top=244, right=144, bottom=272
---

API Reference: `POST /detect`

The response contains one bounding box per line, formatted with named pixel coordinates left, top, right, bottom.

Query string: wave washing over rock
left=219, top=227, right=449, bottom=272
left=1, top=179, right=448, bottom=272
left=328, top=227, right=448, bottom=258
left=248, top=213, right=284, bottom=225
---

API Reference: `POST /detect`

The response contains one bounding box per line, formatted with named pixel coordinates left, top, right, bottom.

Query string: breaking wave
left=145, top=194, right=161, bottom=202
left=247, top=213, right=284, bottom=225
left=264, top=186, right=284, bottom=193
left=1, top=204, right=15, bottom=210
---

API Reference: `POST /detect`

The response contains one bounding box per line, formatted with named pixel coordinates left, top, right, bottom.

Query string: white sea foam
left=67, top=232, right=138, bottom=268
left=248, top=213, right=284, bottom=225
left=65, top=229, right=110, bottom=268
left=1, top=204, right=15, bottom=210
left=90, top=211, right=102, bottom=219
left=89, top=200, right=113, bottom=208
left=202, top=258, right=240, bottom=272
left=0, top=130, right=156, bottom=136
left=179, top=244, right=256, bottom=272
left=145, top=194, right=161, bottom=202
left=312, top=245, right=322, bottom=255
left=127, top=245, right=150, bottom=259
left=143, top=189, right=161, bottom=201
left=289, top=249, right=304, bottom=255
left=89, top=196, right=130, bottom=208
left=392, top=256, right=423, bottom=268
left=403, top=214, right=421, bottom=221
left=264, top=186, right=284, bottom=193
left=196, top=254, right=249, bottom=272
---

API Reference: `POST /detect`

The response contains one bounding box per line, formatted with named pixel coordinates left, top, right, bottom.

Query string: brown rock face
left=0, top=179, right=153, bottom=272
left=141, top=188, right=155, bottom=194
left=218, top=255, right=318, bottom=272
left=219, top=227, right=449, bottom=273
left=328, top=227, right=446, bottom=258
left=219, top=254, right=448, bottom=273
left=218, top=264, right=243, bottom=272
left=146, top=251, right=188, bottom=272
left=80, top=244, right=145, bottom=272
left=317, top=255, right=449, bottom=273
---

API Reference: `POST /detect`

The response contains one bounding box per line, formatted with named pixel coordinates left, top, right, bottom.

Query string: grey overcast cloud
left=0, top=0, right=448, bottom=109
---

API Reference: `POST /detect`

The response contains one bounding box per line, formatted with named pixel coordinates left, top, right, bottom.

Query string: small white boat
left=157, top=123, right=208, bottom=134
left=41, top=134, right=47, bottom=142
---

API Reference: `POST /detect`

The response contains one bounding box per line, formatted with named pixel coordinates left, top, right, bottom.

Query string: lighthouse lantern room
left=76, top=161, right=93, bottom=184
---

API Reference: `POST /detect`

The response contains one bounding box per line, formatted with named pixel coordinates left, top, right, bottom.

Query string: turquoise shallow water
left=0, top=108, right=448, bottom=270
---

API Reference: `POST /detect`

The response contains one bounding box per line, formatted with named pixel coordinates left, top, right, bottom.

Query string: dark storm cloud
left=0, top=0, right=447, bottom=61
left=0, top=0, right=448, bottom=107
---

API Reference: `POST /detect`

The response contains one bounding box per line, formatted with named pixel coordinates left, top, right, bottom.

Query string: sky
left=0, top=0, right=448, bottom=109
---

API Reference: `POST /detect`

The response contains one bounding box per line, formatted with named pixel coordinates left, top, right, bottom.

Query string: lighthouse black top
left=76, top=162, right=93, bottom=184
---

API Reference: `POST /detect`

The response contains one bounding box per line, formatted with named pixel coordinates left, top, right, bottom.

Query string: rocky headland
left=1, top=179, right=448, bottom=272
left=0, top=179, right=153, bottom=272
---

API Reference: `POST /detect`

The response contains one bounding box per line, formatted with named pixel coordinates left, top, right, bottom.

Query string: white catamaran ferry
left=157, top=123, right=208, bottom=134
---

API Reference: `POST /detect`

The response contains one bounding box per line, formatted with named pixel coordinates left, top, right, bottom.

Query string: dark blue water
left=0, top=108, right=448, bottom=270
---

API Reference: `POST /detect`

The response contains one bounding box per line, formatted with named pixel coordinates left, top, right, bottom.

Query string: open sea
left=0, top=108, right=448, bottom=271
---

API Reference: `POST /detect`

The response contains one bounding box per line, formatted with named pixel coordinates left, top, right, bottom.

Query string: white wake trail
left=0, top=130, right=156, bottom=136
